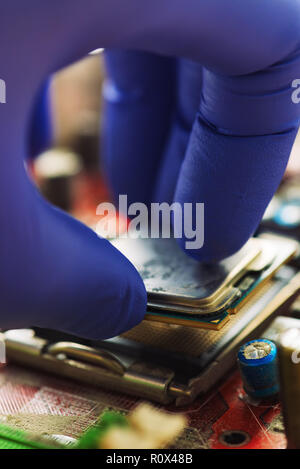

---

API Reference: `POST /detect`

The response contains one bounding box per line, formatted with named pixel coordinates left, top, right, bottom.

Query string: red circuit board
left=0, top=361, right=286, bottom=449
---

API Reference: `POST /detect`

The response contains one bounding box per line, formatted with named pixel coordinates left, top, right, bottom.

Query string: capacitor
left=238, top=339, right=279, bottom=399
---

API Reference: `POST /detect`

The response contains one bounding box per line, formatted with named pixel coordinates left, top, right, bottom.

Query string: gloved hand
left=102, top=1, right=300, bottom=261
left=1, top=1, right=300, bottom=340
left=29, top=79, right=53, bottom=158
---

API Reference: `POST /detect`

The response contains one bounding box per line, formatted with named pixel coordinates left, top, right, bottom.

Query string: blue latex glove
left=1, top=1, right=300, bottom=339
left=28, top=79, right=53, bottom=158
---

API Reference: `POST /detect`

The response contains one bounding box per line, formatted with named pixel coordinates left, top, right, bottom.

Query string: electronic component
left=263, top=315, right=300, bottom=343
left=237, top=339, right=278, bottom=399
left=278, top=327, right=300, bottom=449
left=34, top=148, right=82, bottom=212
left=114, top=236, right=298, bottom=330
left=97, top=405, right=186, bottom=449
left=111, top=237, right=263, bottom=315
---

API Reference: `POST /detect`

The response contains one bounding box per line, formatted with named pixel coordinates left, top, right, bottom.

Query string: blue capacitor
left=238, top=339, right=279, bottom=399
